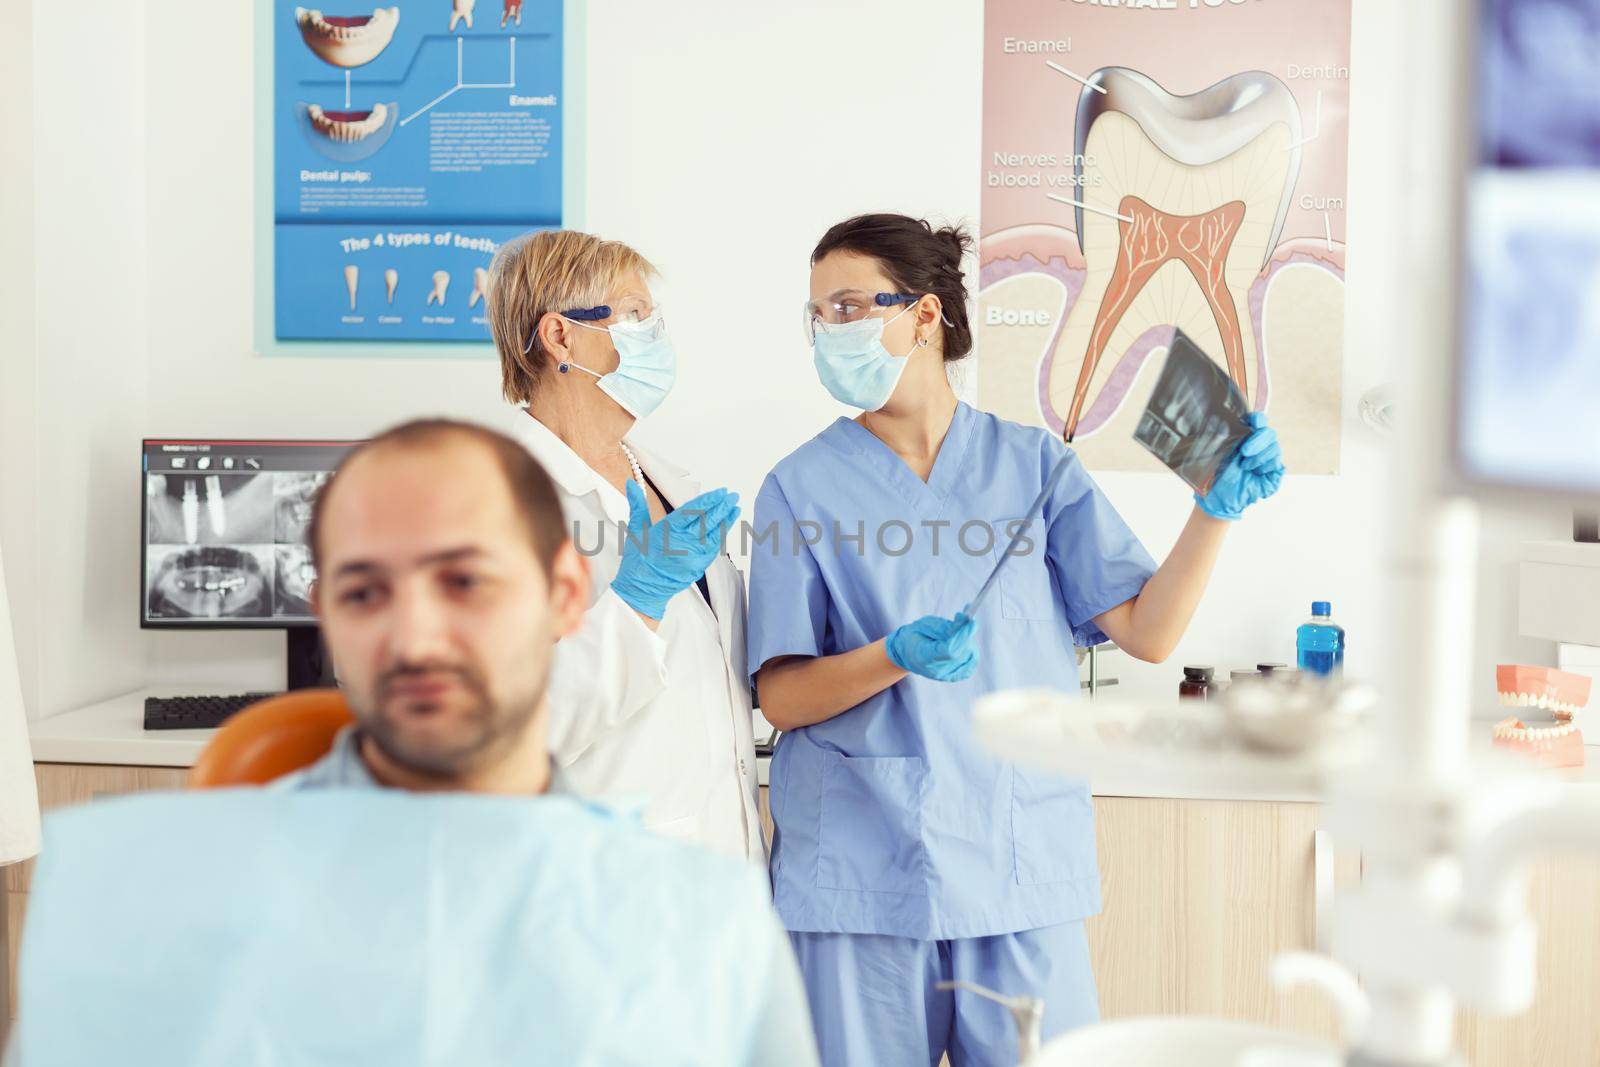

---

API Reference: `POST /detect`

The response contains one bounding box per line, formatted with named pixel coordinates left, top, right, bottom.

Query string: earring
left=558, top=361, right=570, bottom=373
left=917, top=337, right=930, bottom=348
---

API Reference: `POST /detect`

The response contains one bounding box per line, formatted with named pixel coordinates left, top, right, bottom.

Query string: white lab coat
left=508, top=412, right=764, bottom=863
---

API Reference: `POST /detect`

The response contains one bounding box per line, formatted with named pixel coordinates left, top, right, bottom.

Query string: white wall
left=0, top=0, right=39, bottom=717
left=0, top=2, right=150, bottom=721
left=0, top=0, right=1563, bottom=718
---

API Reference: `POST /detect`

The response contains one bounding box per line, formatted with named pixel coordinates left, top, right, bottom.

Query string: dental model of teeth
left=469, top=267, right=489, bottom=309
left=384, top=269, right=399, bottom=305
left=428, top=271, right=451, bottom=306
left=1489, top=715, right=1585, bottom=769
left=502, top=0, right=522, bottom=28
left=1491, top=719, right=1579, bottom=742
left=1490, top=664, right=1592, bottom=769
left=450, top=0, right=475, bottom=31
left=1498, top=693, right=1588, bottom=715
left=1496, top=664, right=1593, bottom=717
left=294, top=7, right=401, bottom=69
left=344, top=265, right=360, bottom=311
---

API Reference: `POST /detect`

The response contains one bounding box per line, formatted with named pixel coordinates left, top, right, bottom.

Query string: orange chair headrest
left=188, top=689, right=355, bottom=788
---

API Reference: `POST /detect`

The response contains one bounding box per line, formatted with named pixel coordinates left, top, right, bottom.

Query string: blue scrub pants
left=789, top=922, right=1098, bottom=1067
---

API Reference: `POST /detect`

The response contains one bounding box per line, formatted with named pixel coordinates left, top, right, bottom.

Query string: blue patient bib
left=18, top=790, right=785, bottom=1067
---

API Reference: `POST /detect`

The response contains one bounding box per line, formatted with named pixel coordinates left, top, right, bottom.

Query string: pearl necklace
left=619, top=441, right=645, bottom=487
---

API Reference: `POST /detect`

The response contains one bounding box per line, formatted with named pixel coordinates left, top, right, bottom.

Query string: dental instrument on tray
left=974, top=679, right=1377, bottom=801
left=1222, top=673, right=1377, bottom=755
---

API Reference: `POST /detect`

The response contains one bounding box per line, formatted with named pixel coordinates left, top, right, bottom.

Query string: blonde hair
left=486, top=230, right=658, bottom=405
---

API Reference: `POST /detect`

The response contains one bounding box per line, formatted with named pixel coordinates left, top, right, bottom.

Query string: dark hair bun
left=936, top=225, right=972, bottom=259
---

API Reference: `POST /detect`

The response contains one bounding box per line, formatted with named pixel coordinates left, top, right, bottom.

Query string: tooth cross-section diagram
left=1056, top=67, right=1301, bottom=441
left=978, top=3, right=1351, bottom=473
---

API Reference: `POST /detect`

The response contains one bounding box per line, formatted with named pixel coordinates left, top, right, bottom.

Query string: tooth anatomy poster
left=980, top=0, right=1350, bottom=473
left=271, top=1, right=562, bottom=344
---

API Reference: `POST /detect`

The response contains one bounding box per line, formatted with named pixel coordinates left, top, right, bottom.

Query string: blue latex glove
left=1196, top=412, right=1284, bottom=521
left=885, top=612, right=979, bottom=682
left=611, top=480, right=740, bottom=620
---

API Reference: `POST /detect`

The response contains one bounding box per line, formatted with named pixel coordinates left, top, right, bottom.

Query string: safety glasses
left=802, top=291, right=920, bottom=346
left=524, top=298, right=665, bottom=354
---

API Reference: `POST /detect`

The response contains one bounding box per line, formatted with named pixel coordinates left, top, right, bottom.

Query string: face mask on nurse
left=807, top=294, right=930, bottom=411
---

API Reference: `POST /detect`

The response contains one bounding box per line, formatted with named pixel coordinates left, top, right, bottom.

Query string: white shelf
left=1520, top=540, right=1600, bottom=569
left=28, top=687, right=219, bottom=767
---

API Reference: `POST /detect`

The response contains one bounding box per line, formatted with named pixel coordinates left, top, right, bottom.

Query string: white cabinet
left=1519, top=540, right=1600, bottom=647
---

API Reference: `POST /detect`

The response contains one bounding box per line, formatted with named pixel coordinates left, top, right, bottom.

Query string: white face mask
left=557, top=308, right=678, bottom=419
left=810, top=304, right=920, bottom=411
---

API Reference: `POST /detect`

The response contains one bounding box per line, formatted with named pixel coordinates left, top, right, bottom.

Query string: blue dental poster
left=272, top=0, right=562, bottom=343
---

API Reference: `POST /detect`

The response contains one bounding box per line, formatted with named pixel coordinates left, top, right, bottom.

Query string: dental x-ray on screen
left=141, top=440, right=355, bottom=626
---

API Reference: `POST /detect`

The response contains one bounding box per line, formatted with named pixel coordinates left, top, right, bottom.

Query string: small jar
left=1257, top=662, right=1289, bottom=675
left=1180, top=665, right=1217, bottom=701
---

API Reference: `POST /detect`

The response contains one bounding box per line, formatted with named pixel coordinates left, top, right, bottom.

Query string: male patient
left=9, top=420, right=818, bottom=1067
left=281, top=418, right=592, bottom=795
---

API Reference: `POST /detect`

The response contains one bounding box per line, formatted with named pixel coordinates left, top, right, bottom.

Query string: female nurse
left=747, top=214, right=1284, bottom=1067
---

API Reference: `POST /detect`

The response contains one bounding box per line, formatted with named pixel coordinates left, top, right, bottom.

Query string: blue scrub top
left=747, top=402, right=1157, bottom=941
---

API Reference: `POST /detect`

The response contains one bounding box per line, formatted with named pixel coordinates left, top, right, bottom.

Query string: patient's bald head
left=308, top=420, right=588, bottom=791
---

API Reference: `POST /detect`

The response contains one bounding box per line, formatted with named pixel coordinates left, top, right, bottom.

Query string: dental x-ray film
left=1133, top=328, right=1252, bottom=495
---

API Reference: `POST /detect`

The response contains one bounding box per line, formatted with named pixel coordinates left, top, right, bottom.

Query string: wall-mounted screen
left=1457, top=0, right=1600, bottom=497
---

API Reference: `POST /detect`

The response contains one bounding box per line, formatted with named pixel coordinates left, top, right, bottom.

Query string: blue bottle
left=1297, top=601, right=1345, bottom=677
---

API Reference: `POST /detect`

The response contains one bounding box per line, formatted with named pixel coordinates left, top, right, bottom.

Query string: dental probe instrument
left=962, top=451, right=1075, bottom=618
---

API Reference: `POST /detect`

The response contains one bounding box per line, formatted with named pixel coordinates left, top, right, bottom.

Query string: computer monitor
left=1455, top=0, right=1600, bottom=500
left=141, top=439, right=358, bottom=688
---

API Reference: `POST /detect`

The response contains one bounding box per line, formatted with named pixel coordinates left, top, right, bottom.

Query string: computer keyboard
left=143, top=693, right=278, bottom=731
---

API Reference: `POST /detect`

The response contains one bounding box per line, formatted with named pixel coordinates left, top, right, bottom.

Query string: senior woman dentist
left=485, top=229, right=761, bottom=862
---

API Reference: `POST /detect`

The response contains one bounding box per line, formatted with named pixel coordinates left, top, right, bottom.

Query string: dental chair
left=186, top=689, right=352, bottom=787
